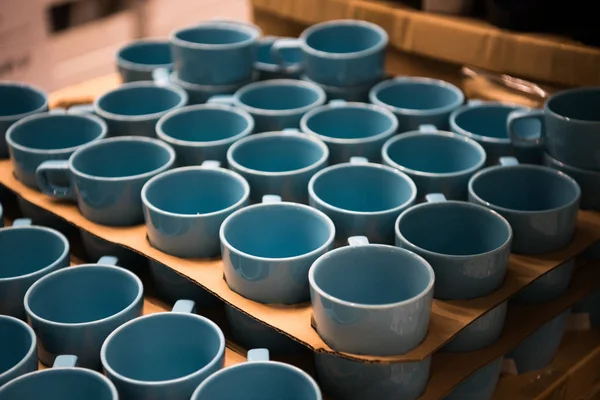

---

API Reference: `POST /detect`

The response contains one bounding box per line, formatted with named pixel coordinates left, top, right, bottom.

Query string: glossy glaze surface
left=0, top=316, right=37, bottom=387
left=142, top=164, right=249, bottom=258
left=227, top=130, right=328, bottom=203
left=442, top=357, right=502, bottom=400
left=300, top=101, right=397, bottom=164
left=370, top=77, right=464, bottom=132
left=443, top=302, right=507, bottom=352
left=513, top=259, right=575, bottom=304
left=116, top=39, right=173, bottom=83
left=544, top=152, right=600, bottom=210
left=382, top=126, right=486, bottom=200
left=24, top=261, right=144, bottom=370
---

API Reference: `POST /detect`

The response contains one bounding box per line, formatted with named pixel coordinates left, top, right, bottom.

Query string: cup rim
left=226, top=130, right=329, bottom=177
left=308, top=162, right=418, bottom=216
left=381, top=130, right=487, bottom=178
left=23, top=264, right=143, bottom=328
left=369, top=77, right=465, bottom=116
left=468, top=163, right=582, bottom=216
left=449, top=101, right=525, bottom=145
left=93, top=81, right=188, bottom=122
left=191, top=359, right=322, bottom=400
left=100, top=312, right=226, bottom=386
left=308, top=243, right=435, bottom=310
left=299, top=19, right=389, bottom=60
left=300, top=102, right=398, bottom=145
left=115, top=38, right=173, bottom=71
left=170, top=21, right=261, bottom=50
left=0, top=81, right=48, bottom=122
left=0, top=225, right=69, bottom=283
left=141, top=166, right=250, bottom=218
left=395, top=200, right=513, bottom=259
left=6, top=112, right=108, bottom=155
left=156, top=103, right=254, bottom=147
left=544, top=152, right=600, bottom=176
left=0, top=315, right=37, bottom=382
left=0, top=361, right=119, bottom=398
left=545, top=86, right=600, bottom=124
left=220, top=201, right=336, bottom=262
left=69, top=136, right=176, bottom=182
left=169, top=71, right=253, bottom=91
left=232, top=79, right=327, bottom=116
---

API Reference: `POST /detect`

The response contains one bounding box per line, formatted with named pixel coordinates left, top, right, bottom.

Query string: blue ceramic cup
left=142, top=161, right=250, bottom=258
left=192, top=348, right=322, bottom=400
left=0, top=82, right=48, bottom=158
left=544, top=152, right=600, bottom=211
left=0, top=315, right=37, bottom=387
left=116, top=39, right=173, bottom=83
left=505, top=309, right=569, bottom=374
left=256, top=36, right=303, bottom=80
left=36, top=136, right=176, bottom=226
left=24, top=257, right=144, bottom=370
left=469, top=157, right=580, bottom=254
left=271, top=20, right=388, bottom=87
left=87, top=81, right=187, bottom=137
left=513, top=259, right=574, bottom=304
left=315, top=353, right=431, bottom=400
left=443, top=302, right=507, bottom=352
left=220, top=195, right=335, bottom=304
left=396, top=193, right=512, bottom=300
left=6, top=110, right=108, bottom=188
left=571, top=286, right=600, bottom=330
left=309, top=236, right=434, bottom=355
left=0, top=355, right=118, bottom=399
left=308, top=157, right=417, bottom=245
left=227, top=129, right=329, bottom=203
left=101, top=299, right=226, bottom=400
left=171, top=21, right=261, bottom=85
left=442, top=357, right=503, bottom=400
left=507, top=87, right=600, bottom=170
left=382, top=124, right=486, bottom=200
left=450, top=101, right=543, bottom=165
left=301, top=74, right=377, bottom=102
left=300, top=100, right=398, bottom=164
left=0, top=219, right=70, bottom=319
left=370, top=77, right=465, bottom=132
left=156, top=104, right=254, bottom=166
left=209, top=79, right=326, bottom=132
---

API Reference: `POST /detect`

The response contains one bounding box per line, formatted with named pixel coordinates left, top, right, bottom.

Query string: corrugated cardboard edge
left=250, top=0, right=600, bottom=87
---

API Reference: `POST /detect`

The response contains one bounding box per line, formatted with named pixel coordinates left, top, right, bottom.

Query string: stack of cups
left=270, top=20, right=389, bottom=102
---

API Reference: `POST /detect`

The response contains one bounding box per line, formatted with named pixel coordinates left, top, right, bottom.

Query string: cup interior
left=145, top=169, right=246, bottom=214
left=0, top=318, right=33, bottom=376
left=118, top=41, right=172, bottom=66
left=257, top=40, right=302, bottom=66
left=306, top=24, right=382, bottom=54
left=0, top=228, right=66, bottom=279
left=398, top=202, right=510, bottom=256
left=10, top=115, right=104, bottom=150
left=0, top=85, right=46, bottom=117
left=0, top=369, right=114, bottom=400
left=547, top=89, right=600, bottom=121
left=27, top=267, right=139, bottom=324
left=104, top=314, right=221, bottom=381
left=386, top=133, right=483, bottom=173
left=195, top=363, right=319, bottom=400
left=312, top=165, right=414, bottom=212
left=312, top=246, right=431, bottom=305
left=231, top=135, right=324, bottom=172
left=305, top=106, right=394, bottom=139
left=239, top=84, right=321, bottom=111
left=471, top=166, right=579, bottom=211
left=160, top=108, right=249, bottom=143
left=223, top=204, right=332, bottom=258
left=374, top=81, right=461, bottom=111
left=98, top=86, right=183, bottom=117
left=175, top=25, right=254, bottom=45
left=72, top=140, right=172, bottom=178
left=455, top=105, right=540, bottom=140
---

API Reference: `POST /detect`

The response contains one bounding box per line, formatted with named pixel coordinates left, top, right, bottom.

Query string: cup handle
left=468, top=99, right=484, bottom=106
left=507, top=109, right=545, bottom=147
left=49, top=108, right=67, bottom=115
left=98, top=256, right=119, bottom=266
left=282, top=128, right=299, bottom=134
left=201, top=160, right=221, bottom=169
left=499, top=156, right=519, bottom=166
left=348, top=236, right=369, bottom=246
left=270, top=38, right=302, bottom=73
left=53, top=355, right=78, bottom=368
left=425, top=193, right=447, bottom=203
left=247, top=348, right=270, bottom=362
left=207, top=95, right=235, bottom=106
left=36, top=160, right=75, bottom=200
left=172, top=299, right=196, bottom=314
left=419, top=124, right=438, bottom=133
left=262, top=194, right=281, bottom=204
left=328, top=99, right=347, bottom=107
left=350, top=156, right=369, bottom=165
left=153, top=67, right=171, bottom=87
left=12, top=218, right=32, bottom=227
